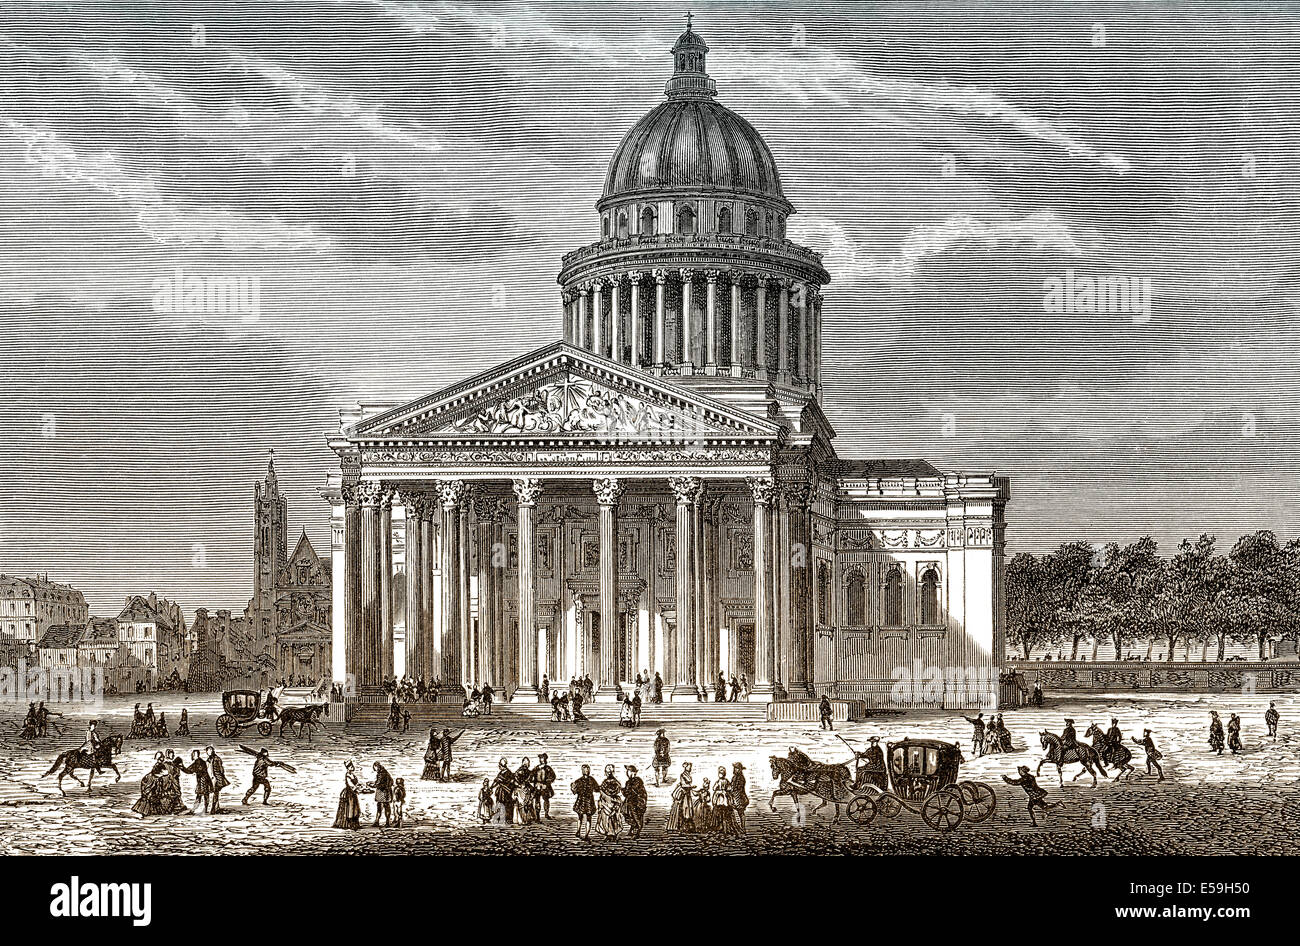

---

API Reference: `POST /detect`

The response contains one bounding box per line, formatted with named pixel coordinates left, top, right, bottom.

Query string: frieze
left=447, top=374, right=701, bottom=435
left=361, top=445, right=773, bottom=465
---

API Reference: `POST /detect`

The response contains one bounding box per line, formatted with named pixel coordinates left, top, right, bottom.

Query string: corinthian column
left=653, top=269, right=667, bottom=365
left=511, top=477, right=542, bottom=702
left=747, top=475, right=776, bottom=701
left=729, top=276, right=741, bottom=368
left=777, top=278, right=791, bottom=375
left=593, top=476, right=625, bottom=700
left=342, top=483, right=361, bottom=697
left=669, top=476, right=703, bottom=701
left=785, top=481, right=815, bottom=699
left=591, top=279, right=605, bottom=358
left=755, top=277, right=768, bottom=372
left=679, top=269, right=694, bottom=368
left=473, top=495, right=503, bottom=690
left=704, top=269, right=720, bottom=368
left=629, top=271, right=644, bottom=365
left=357, top=478, right=384, bottom=698
left=610, top=276, right=623, bottom=363
left=435, top=478, right=464, bottom=699
left=403, top=492, right=426, bottom=686
left=577, top=286, right=588, bottom=350
left=379, top=487, right=394, bottom=680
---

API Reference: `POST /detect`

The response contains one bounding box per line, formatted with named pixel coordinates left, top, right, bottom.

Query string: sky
left=3, top=1, right=1300, bottom=618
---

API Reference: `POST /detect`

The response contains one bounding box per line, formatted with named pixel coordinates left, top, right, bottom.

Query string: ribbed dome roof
left=603, top=99, right=786, bottom=203
left=601, top=22, right=787, bottom=206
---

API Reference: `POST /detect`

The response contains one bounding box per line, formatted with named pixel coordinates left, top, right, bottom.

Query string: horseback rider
left=80, top=720, right=101, bottom=752
left=1106, top=717, right=1123, bottom=749
left=1060, top=718, right=1078, bottom=751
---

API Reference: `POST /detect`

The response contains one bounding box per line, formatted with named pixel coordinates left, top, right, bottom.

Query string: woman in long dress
left=132, top=752, right=169, bottom=816
left=713, top=768, right=740, bottom=836
left=594, top=765, right=624, bottom=839
left=332, top=761, right=362, bottom=829
left=159, top=750, right=186, bottom=813
left=695, top=777, right=714, bottom=833
left=665, top=762, right=695, bottom=833
left=421, top=727, right=441, bottom=780
left=514, top=757, right=539, bottom=824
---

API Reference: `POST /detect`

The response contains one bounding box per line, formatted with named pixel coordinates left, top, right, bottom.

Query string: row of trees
left=1006, top=531, right=1300, bottom=661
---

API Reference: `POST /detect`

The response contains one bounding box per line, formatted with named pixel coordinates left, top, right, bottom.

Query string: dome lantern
left=666, top=14, right=716, bottom=100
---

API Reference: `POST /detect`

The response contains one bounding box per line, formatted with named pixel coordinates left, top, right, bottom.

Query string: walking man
left=1002, top=765, right=1056, bottom=826
left=1266, top=701, right=1280, bottom=738
left=819, top=694, right=834, bottom=731
left=439, top=728, right=464, bottom=781
left=624, top=765, right=648, bottom=839
left=652, top=728, right=671, bottom=787
left=1131, top=729, right=1165, bottom=780
left=571, top=763, right=599, bottom=841
left=534, top=753, right=557, bottom=820
left=239, top=746, right=294, bottom=805
left=963, top=712, right=985, bottom=756
left=729, top=762, right=749, bottom=833
left=183, top=749, right=213, bottom=814
left=207, top=746, right=229, bottom=813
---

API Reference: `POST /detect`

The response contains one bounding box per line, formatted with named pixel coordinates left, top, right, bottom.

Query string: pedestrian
left=129, top=703, right=144, bottom=739
left=715, top=672, right=727, bottom=703
left=1266, top=701, right=1280, bottom=738
left=652, top=728, right=671, bottom=787
left=541, top=674, right=550, bottom=702
left=182, top=749, right=212, bottom=814
left=572, top=687, right=587, bottom=722
left=729, top=762, right=749, bottom=832
left=653, top=671, right=663, bottom=704
left=713, top=767, right=740, bottom=836
left=571, top=764, right=599, bottom=840
left=177, top=708, right=190, bottom=737
left=393, top=778, right=406, bottom=826
left=963, top=712, right=985, bottom=756
left=728, top=675, right=739, bottom=703
left=332, top=761, right=362, bottom=829
left=207, top=746, right=229, bottom=813
left=477, top=777, right=495, bottom=823
left=1002, top=765, right=1056, bottom=826
left=439, top=727, right=464, bottom=780
left=632, top=691, right=642, bottom=727
left=624, top=765, right=648, bottom=839
left=367, top=762, right=394, bottom=827
left=1131, top=729, right=1165, bottom=780
left=492, top=758, right=516, bottom=823
left=819, top=693, right=834, bottom=731
left=1228, top=713, right=1243, bottom=754
left=239, top=746, right=294, bottom=805
left=595, top=764, right=624, bottom=840
left=482, top=682, right=494, bottom=715
left=1209, top=711, right=1225, bottom=754
left=401, top=710, right=411, bottom=734
left=421, top=727, right=442, bottom=780
left=514, top=757, right=539, bottom=824
left=533, top=753, right=556, bottom=819
left=666, top=762, right=695, bottom=833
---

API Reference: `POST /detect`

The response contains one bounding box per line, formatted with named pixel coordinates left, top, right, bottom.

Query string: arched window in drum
left=846, top=570, right=866, bottom=626
left=884, top=566, right=903, bottom=626
left=676, top=203, right=697, bottom=235
left=920, top=568, right=941, bottom=626
left=744, top=208, right=759, bottom=236
left=640, top=206, right=657, bottom=236
left=717, top=206, right=732, bottom=233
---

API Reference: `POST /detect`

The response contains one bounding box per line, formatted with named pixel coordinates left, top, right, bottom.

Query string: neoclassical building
left=324, top=22, right=1009, bottom=707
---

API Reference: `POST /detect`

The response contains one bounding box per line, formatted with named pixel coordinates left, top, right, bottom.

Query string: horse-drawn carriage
left=215, top=688, right=328, bottom=739
left=771, top=737, right=997, bottom=832
left=215, top=690, right=274, bottom=738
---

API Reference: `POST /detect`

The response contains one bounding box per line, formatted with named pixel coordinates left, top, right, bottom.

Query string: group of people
left=421, top=727, right=466, bottom=780
left=962, top=712, right=1014, bottom=755
left=462, top=683, right=496, bottom=716
left=480, top=754, right=560, bottom=825
left=664, top=761, right=749, bottom=836
left=334, top=760, right=407, bottom=829
left=710, top=672, right=751, bottom=703
left=128, top=703, right=190, bottom=739
left=19, top=701, right=61, bottom=739
left=549, top=688, right=588, bottom=722
left=131, top=745, right=253, bottom=816
left=379, top=675, right=446, bottom=704
left=1209, top=710, right=1245, bottom=755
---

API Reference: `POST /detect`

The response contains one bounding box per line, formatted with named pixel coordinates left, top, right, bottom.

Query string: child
left=477, top=777, right=494, bottom=823
left=393, top=777, right=406, bottom=827
left=401, top=710, right=411, bottom=734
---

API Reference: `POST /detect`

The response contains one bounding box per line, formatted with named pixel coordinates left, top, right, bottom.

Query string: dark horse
left=43, top=733, right=124, bottom=795
left=278, top=703, right=327, bottom=740
left=769, top=756, right=853, bottom=820
left=1038, top=731, right=1107, bottom=787
left=1085, top=723, right=1136, bottom=779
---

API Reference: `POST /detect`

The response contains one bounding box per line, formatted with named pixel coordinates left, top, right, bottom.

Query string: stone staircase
left=337, top=698, right=770, bottom=732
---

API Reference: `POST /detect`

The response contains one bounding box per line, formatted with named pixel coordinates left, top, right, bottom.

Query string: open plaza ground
left=1, top=690, right=1297, bottom=855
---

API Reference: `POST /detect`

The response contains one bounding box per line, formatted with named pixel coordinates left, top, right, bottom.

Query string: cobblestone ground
left=2, top=691, right=1298, bottom=854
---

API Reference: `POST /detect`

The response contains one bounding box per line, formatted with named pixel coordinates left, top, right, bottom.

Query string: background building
left=0, top=574, right=88, bottom=645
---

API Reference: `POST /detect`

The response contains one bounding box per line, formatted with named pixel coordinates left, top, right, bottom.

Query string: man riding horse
left=43, top=732, right=124, bottom=795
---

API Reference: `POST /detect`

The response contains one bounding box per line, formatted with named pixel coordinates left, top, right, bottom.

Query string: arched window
left=884, top=567, right=903, bottom=626
left=846, top=571, right=866, bottom=626
left=921, top=568, right=940, bottom=626
left=617, top=212, right=629, bottom=238
left=717, top=206, right=732, bottom=233
left=744, top=208, right=759, bottom=236
left=602, top=216, right=610, bottom=239
left=676, top=204, right=696, bottom=235
left=817, top=562, right=831, bottom=625
left=765, top=212, right=774, bottom=236
left=639, top=206, right=657, bottom=236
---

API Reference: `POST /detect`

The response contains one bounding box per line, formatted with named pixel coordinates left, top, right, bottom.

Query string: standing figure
left=439, top=728, right=464, bottom=781
left=393, top=778, right=406, bottom=826
left=694, top=777, right=714, bottom=833
left=1209, top=711, right=1225, bottom=754
left=367, top=762, right=395, bottom=827
left=1227, top=713, right=1243, bottom=754
left=729, top=762, right=749, bottom=832
left=332, top=761, right=362, bottom=829
left=207, top=746, right=230, bottom=813
left=653, top=672, right=663, bottom=704
left=492, top=758, right=517, bottom=823
left=632, top=691, right=643, bottom=728
left=713, top=767, right=740, bottom=836
left=129, top=704, right=144, bottom=739
left=595, top=764, right=624, bottom=840
left=571, top=764, right=599, bottom=840
left=176, top=708, right=190, bottom=737
left=819, top=694, right=834, bottom=731
left=623, top=765, right=648, bottom=839
left=728, top=675, right=739, bottom=703
left=477, top=778, right=495, bottom=823
left=665, top=762, right=695, bottom=833
left=652, top=729, right=671, bottom=787
left=1131, top=729, right=1165, bottom=781
left=421, top=727, right=442, bottom=781
left=482, top=682, right=494, bottom=715
left=533, top=753, right=557, bottom=819
left=182, top=749, right=212, bottom=814
left=963, top=713, right=985, bottom=756
left=514, top=757, right=539, bottom=824
left=1266, top=701, right=1280, bottom=738
left=239, top=746, right=294, bottom=805
left=715, top=673, right=727, bottom=703
left=1002, top=765, right=1056, bottom=826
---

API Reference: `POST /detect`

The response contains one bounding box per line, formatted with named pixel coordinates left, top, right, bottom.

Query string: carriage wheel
left=959, top=781, right=997, bottom=824
left=257, top=721, right=273, bottom=737
left=878, top=793, right=903, bottom=819
left=216, top=715, right=236, bottom=738
left=847, top=795, right=877, bottom=825
left=921, top=787, right=965, bottom=832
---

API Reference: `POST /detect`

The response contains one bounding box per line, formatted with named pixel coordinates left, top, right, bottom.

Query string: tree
left=1228, top=530, right=1294, bottom=658
left=1006, top=552, right=1052, bottom=659
left=1044, top=541, right=1099, bottom=658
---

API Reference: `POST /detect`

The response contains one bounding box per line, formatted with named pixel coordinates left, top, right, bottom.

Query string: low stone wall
left=1010, top=661, right=1300, bottom=692
left=767, top=699, right=867, bottom=723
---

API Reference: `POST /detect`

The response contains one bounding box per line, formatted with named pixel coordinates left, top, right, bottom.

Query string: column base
left=669, top=684, right=701, bottom=702
left=594, top=686, right=624, bottom=702
left=788, top=683, right=817, bottom=700
left=511, top=686, right=541, bottom=703
left=435, top=691, right=464, bottom=704
left=747, top=685, right=775, bottom=704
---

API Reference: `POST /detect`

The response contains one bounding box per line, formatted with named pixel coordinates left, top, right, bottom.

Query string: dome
left=602, top=99, right=787, bottom=205
left=600, top=22, right=788, bottom=208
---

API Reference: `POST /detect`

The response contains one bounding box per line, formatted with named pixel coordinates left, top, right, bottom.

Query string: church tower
left=253, top=450, right=288, bottom=612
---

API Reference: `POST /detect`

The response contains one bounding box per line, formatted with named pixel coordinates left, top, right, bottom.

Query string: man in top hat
left=728, top=762, right=749, bottom=832
left=819, top=693, right=834, bottom=730
left=1002, top=765, right=1055, bottom=826
left=1130, top=729, right=1164, bottom=780
left=1266, top=701, right=1280, bottom=738
left=652, top=729, right=671, bottom=786
left=855, top=736, right=887, bottom=790
left=570, top=764, right=599, bottom=840
left=533, top=752, right=557, bottom=819
left=623, top=765, right=648, bottom=839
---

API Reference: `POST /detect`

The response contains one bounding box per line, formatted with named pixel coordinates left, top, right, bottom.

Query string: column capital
left=472, top=494, right=506, bottom=523
left=669, top=475, right=704, bottom=506
left=677, top=268, right=695, bottom=285
left=703, top=268, right=722, bottom=283
left=590, top=277, right=607, bottom=290
left=782, top=480, right=813, bottom=509
left=356, top=478, right=384, bottom=507
left=512, top=476, right=543, bottom=507
left=652, top=268, right=669, bottom=284
left=433, top=478, right=465, bottom=509
left=746, top=475, right=777, bottom=505
left=627, top=270, right=644, bottom=285
left=592, top=476, right=626, bottom=507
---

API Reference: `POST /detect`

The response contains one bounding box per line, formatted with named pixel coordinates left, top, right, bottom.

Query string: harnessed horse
left=278, top=703, right=327, bottom=739
left=1038, top=731, right=1107, bottom=787
left=42, top=733, right=124, bottom=795
left=769, top=755, right=854, bottom=820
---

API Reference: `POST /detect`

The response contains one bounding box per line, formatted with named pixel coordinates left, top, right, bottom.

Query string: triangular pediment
left=349, top=342, right=781, bottom=442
